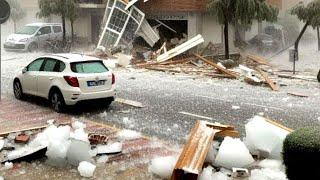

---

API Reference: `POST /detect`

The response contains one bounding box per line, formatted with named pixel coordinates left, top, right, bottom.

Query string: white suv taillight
left=64, top=76, right=79, bottom=87
left=112, top=73, right=115, bottom=85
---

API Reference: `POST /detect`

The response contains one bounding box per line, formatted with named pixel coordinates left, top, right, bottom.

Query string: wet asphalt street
left=1, top=52, right=320, bottom=144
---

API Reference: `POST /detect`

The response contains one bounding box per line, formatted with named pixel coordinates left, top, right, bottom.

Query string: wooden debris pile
left=133, top=41, right=282, bottom=91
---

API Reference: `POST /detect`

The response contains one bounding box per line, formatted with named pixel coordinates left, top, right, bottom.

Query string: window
left=70, top=61, right=109, bottom=73
left=42, top=59, right=57, bottom=72
left=53, top=26, right=62, bottom=33
left=27, top=59, right=45, bottom=71
left=16, top=26, right=40, bottom=35
left=54, top=60, right=66, bottom=72
left=38, top=26, right=52, bottom=35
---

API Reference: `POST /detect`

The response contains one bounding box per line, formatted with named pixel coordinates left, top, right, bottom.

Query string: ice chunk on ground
left=0, top=139, right=4, bottom=151
left=67, top=139, right=91, bottom=166
left=70, top=128, right=89, bottom=143
left=117, top=129, right=142, bottom=140
left=3, top=162, right=13, bottom=170
left=245, top=116, right=290, bottom=159
left=78, top=161, right=96, bottom=178
left=149, top=156, right=178, bottom=179
left=215, top=137, right=254, bottom=169
left=96, top=142, right=122, bottom=154
left=232, top=105, right=240, bottom=110
left=205, top=143, right=218, bottom=164
left=97, top=155, right=109, bottom=164
left=249, top=168, right=288, bottom=180
left=72, top=121, right=86, bottom=130
left=212, top=172, right=230, bottom=180
left=199, top=166, right=215, bottom=180
left=44, top=126, right=71, bottom=167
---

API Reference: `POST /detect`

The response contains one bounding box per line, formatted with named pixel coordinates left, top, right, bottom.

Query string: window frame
left=41, top=58, right=66, bottom=72
left=27, top=58, right=45, bottom=72
left=38, top=26, right=52, bottom=35
left=53, top=26, right=62, bottom=33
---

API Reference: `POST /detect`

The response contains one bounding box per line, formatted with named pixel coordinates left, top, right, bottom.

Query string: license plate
left=87, top=80, right=105, bottom=87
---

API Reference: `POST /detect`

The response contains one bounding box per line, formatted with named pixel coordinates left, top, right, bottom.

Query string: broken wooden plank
left=287, top=92, right=309, bottom=98
left=194, top=54, right=239, bottom=79
left=115, top=98, right=145, bottom=108
left=261, top=116, right=294, bottom=133
left=247, top=54, right=270, bottom=65
left=171, top=121, right=218, bottom=180
left=171, top=120, right=239, bottom=180
left=157, top=35, right=204, bottom=63
left=0, top=121, right=71, bottom=137
left=216, top=130, right=240, bottom=138
left=256, top=68, right=279, bottom=91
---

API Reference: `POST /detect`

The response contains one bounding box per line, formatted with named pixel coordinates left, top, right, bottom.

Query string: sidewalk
left=0, top=98, right=178, bottom=179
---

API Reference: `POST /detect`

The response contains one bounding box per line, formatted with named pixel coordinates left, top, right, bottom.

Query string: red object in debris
left=88, top=134, right=108, bottom=145
left=15, top=134, right=30, bottom=144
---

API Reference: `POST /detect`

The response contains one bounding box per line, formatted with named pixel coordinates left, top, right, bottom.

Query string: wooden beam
left=256, top=68, right=279, bottom=91
left=247, top=54, right=270, bottom=65
left=194, top=54, right=239, bottom=79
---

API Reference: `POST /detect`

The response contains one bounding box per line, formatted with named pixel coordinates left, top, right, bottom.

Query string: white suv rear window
left=70, top=61, right=109, bottom=73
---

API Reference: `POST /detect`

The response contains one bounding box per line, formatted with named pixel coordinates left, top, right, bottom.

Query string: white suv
left=13, top=53, right=116, bottom=112
left=4, top=23, right=63, bottom=52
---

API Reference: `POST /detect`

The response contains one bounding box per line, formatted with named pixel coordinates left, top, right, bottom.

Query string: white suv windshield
left=70, top=61, right=109, bottom=73
left=16, top=26, right=40, bottom=35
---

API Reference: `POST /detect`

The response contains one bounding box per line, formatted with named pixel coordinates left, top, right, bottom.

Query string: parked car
left=4, top=23, right=63, bottom=52
left=13, top=53, right=116, bottom=112
left=248, top=33, right=280, bottom=53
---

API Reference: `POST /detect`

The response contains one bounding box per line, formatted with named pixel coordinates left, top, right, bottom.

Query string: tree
left=207, top=0, right=279, bottom=59
left=7, top=0, right=26, bottom=32
left=65, top=0, right=78, bottom=43
left=37, top=0, right=67, bottom=42
left=291, top=1, right=320, bottom=52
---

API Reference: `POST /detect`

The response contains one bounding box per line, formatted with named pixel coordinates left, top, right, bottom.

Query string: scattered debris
left=3, top=145, right=47, bottom=163
left=232, top=168, right=250, bottom=178
left=178, top=111, right=213, bottom=121
left=78, top=161, right=96, bottom=178
left=287, top=92, right=309, bottom=98
left=15, top=134, right=30, bottom=144
left=171, top=121, right=239, bottom=179
left=96, top=142, right=122, bottom=155
left=157, top=35, right=204, bottom=63
left=88, top=134, right=108, bottom=145
left=115, top=98, right=145, bottom=108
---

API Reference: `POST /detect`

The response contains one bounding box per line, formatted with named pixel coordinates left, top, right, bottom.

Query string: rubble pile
left=149, top=116, right=293, bottom=180
left=0, top=120, right=144, bottom=178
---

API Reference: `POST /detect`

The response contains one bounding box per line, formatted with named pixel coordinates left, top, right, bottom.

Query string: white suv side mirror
left=22, top=67, right=27, bottom=74
left=36, top=31, right=42, bottom=36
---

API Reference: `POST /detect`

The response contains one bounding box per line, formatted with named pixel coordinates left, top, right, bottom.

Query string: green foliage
left=283, top=127, right=320, bottom=180
left=207, top=0, right=279, bottom=27
left=291, top=0, right=320, bottom=28
left=6, top=0, right=26, bottom=23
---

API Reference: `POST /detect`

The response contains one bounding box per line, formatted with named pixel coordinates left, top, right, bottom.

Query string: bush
left=283, top=127, right=320, bottom=180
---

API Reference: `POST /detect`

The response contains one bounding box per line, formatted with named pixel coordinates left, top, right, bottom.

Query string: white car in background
left=4, top=23, right=63, bottom=52
left=13, top=53, right=116, bottom=112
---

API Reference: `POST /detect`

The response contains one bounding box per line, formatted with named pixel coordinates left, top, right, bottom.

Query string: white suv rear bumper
left=62, top=87, right=116, bottom=105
